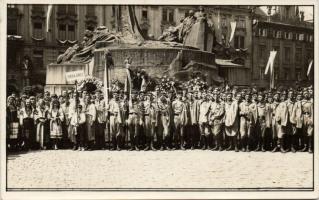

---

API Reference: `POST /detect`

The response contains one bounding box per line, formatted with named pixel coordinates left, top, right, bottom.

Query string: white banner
left=229, top=22, right=237, bottom=43
left=65, top=70, right=85, bottom=82
left=264, top=51, right=277, bottom=75
left=307, top=60, right=313, bottom=77
left=46, top=5, right=53, bottom=32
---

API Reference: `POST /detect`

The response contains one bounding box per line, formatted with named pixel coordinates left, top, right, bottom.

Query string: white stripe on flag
left=265, top=51, right=277, bottom=75
left=229, top=22, right=237, bottom=43
left=307, top=60, right=313, bottom=77
left=46, top=5, right=53, bottom=32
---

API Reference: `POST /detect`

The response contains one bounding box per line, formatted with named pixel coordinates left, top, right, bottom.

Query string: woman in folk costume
left=7, top=96, right=20, bottom=150
left=224, top=92, right=240, bottom=152
left=83, top=94, right=96, bottom=150
left=20, top=99, right=36, bottom=150
left=70, top=104, right=86, bottom=151
left=34, top=99, right=50, bottom=149
left=209, top=90, right=225, bottom=151
left=49, top=100, right=64, bottom=150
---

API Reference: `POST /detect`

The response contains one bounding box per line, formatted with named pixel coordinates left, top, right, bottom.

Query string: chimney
left=300, top=11, right=304, bottom=21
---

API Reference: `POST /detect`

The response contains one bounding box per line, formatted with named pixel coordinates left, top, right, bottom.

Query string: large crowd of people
left=6, top=84, right=314, bottom=153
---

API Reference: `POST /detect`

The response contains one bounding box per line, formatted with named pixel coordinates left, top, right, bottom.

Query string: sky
left=260, top=6, right=313, bottom=21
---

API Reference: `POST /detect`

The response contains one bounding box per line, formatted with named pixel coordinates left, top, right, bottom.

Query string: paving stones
left=7, top=150, right=313, bottom=189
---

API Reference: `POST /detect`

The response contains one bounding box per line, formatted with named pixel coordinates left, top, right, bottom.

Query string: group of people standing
left=6, top=85, right=314, bottom=153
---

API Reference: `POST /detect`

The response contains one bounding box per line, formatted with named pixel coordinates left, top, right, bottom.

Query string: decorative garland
left=76, top=76, right=103, bottom=92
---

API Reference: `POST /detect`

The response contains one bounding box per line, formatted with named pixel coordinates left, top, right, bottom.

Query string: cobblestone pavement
left=7, top=150, right=313, bottom=189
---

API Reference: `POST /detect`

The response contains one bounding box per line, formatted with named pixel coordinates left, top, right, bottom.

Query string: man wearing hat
left=189, top=90, right=201, bottom=149
left=290, top=91, right=304, bottom=152
left=70, top=104, right=86, bottom=151
left=198, top=91, right=211, bottom=150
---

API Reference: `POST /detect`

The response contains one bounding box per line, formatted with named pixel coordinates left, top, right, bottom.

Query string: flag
left=264, top=51, right=277, bottom=75
left=307, top=60, right=313, bottom=77
left=124, top=60, right=133, bottom=103
left=88, top=58, right=94, bottom=76
left=217, top=10, right=220, bottom=29
left=229, top=21, right=237, bottom=43
left=46, top=5, right=53, bottom=33
left=264, top=51, right=277, bottom=89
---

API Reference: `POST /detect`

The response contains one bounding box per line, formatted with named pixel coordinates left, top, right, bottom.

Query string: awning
left=215, top=59, right=244, bottom=68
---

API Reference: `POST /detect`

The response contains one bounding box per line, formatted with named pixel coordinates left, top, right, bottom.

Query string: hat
left=29, top=96, right=36, bottom=100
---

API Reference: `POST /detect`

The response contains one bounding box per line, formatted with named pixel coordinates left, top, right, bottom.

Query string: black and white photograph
left=1, top=1, right=318, bottom=199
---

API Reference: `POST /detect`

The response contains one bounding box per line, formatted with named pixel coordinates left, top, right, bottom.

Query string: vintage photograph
left=2, top=1, right=317, bottom=198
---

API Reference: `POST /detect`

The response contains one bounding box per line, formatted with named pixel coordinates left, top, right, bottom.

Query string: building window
left=295, top=68, right=301, bottom=81
left=68, top=5, right=76, bottom=15
left=58, top=24, right=67, bottom=40
left=283, top=68, right=289, bottom=80
left=272, top=46, right=280, bottom=63
left=299, top=33, right=304, bottom=41
left=162, top=8, right=174, bottom=23
left=309, top=35, right=313, bottom=42
left=142, top=8, right=148, bottom=19
left=7, top=7, right=18, bottom=35
left=68, top=24, right=75, bottom=41
left=86, top=5, right=95, bottom=16
left=295, top=48, right=302, bottom=63
left=276, top=31, right=282, bottom=39
left=235, top=16, right=245, bottom=29
left=33, top=5, right=44, bottom=12
left=221, top=17, right=227, bottom=28
left=234, top=35, right=245, bottom=49
left=259, top=45, right=266, bottom=59
left=33, top=50, right=44, bottom=69
left=58, top=5, right=67, bottom=14
left=258, top=28, right=267, bottom=37
left=284, top=47, right=291, bottom=63
left=33, top=22, right=43, bottom=38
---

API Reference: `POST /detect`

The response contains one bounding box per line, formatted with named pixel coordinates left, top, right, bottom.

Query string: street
left=6, top=150, right=313, bottom=190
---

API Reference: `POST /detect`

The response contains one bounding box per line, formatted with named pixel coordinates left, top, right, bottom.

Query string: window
left=295, top=48, right=302, bottom=63
left=68, top=25, right=75, bottom=40
left=295, top=68, right=301, bottom=81
left=288, top=32, right=293, bottom=40
left=273, top=46, right=280, bottom=63
left=221, top=17, right=227, bottom=28
left=276, top=31, right=282, bottom=38
left=258, top=28, right=267, bottom=36
left=283, top=68, right=289, bottom=80
left=142, top=8, right=148, bottom=19
left=33, top=22, right=43, bottom=38
left=299, top=33, right=304, bottom=41
left=235, top=16, right=245, bottom=29
left=284, top=47, right=291, bottom=63
left=112, top=6, right=116, bottom=17
left=58, top=5, right=67, bottom=14
left=68, top=5, right=76, bottom=14
left=33, top=50, right=44, bottom=69
left=7, top=7, right=18, bottom=35
left=234, top=35, right=245, bottom=49
left=309, top=35, right=313, bottom=42
left=58, top=24, right=67, bottom=40
left=259, top=45, right=266, bottom=59
left=86, top=5, right=95, bottom=16
left=162, top=8, right=174, bottom=22
left=58, top=5, right=75, bottom=15
left=33, top=5, right=44, bottom=12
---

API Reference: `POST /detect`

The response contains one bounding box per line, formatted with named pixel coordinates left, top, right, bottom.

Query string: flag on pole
left=124, top=58, right=133, bottom=103
left=217, top=10, right=220, bottom=29
left=264, top=51, right=277, bottom=75
left=307, top=60, right=313, bottom=77
left=229, top=22, right=237, bottom=43
left=46, top=5, right=53, bottom=32
left=88, top=58, right=94, bottom=76
left=264, top=51, right=277, bottom=89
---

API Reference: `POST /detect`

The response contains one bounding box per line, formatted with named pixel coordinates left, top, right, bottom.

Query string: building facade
left=252, top=6, right=314, bottom=88
left=6, top=5, right=313, bottom=94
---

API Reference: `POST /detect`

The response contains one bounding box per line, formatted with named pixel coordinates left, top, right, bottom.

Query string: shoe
left=144, top=146, right=150, bottom=151
left=135, top=146, right=140, bottom=151
left=117, top=146, right=121, bottom=151
left=299, top=146, right=307, bottom=152
left=218, top=146, right=223, bottom=151
left=308, top=148, right=313, bottom=153
left=226, top=146, right=232, bottom=151
left=241, top=148, right=246, bottom=152
left=128, top=147, right=134, bottom=151
left=72, top=146, right=77, bottom=151
left=272, top=146, right=279, bottom=153
left=261, top=147, right=266, bottom=152
left=280, top=147, right=287, bottom=153
left=160, top=147, right=164, bottom=151
left=235, top=146, right=239, bottom=152
left=151, top=146, right=156, bottom=151
left=181, top=145, right=186, bottom=151
left=165, top=147, right=171, bottom=151
left=191, top=146, right=195, bottom=150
